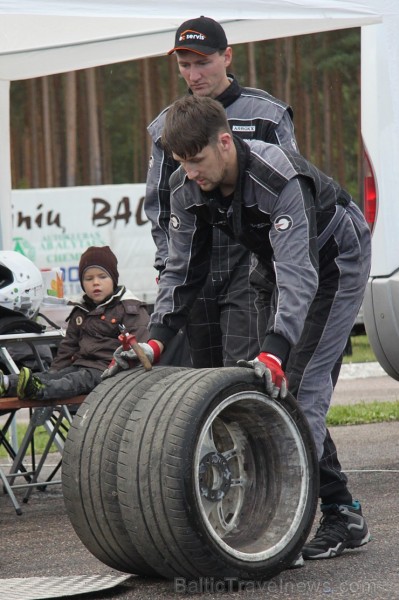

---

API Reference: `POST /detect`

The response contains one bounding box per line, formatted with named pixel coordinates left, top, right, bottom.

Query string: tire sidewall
left=175, top=369, right=318, bottom=577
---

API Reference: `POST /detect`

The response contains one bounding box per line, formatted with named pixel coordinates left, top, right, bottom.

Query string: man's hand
left=237, top=352, right=287, bottom=399
left=102, top=340, right=161, bottom=379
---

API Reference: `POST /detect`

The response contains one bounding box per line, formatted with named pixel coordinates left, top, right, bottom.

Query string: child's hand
left=101, top=345, right=127, bottom=379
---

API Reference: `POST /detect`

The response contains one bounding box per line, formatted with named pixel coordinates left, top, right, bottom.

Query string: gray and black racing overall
left=149, top=137, right=372, bottom=505
left=145, top=75, right=298, bottom=367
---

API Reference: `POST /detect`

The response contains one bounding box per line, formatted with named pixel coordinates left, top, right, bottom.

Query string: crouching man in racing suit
left=105, top=95, right=373, bottom=563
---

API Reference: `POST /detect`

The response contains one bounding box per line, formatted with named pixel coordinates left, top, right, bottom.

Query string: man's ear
left=219, top=132, right=233, bottom=151
left=223, top=47, right=233, bottom=68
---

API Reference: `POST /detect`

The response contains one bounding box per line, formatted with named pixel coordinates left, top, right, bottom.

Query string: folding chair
left=0, top=314, right=68, bottom=513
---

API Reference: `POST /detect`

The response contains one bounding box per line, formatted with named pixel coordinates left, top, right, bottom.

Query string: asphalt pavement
left=1, top=365, right=398, bottom=600
left=333, top=361, right=399, bottom=405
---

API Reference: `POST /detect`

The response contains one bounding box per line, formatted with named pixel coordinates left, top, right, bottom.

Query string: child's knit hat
left=79, top=246, right=119, bottom=288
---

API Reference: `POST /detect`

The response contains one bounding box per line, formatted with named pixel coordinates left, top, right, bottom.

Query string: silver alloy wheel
left=194, top=391, right=309, bottom=562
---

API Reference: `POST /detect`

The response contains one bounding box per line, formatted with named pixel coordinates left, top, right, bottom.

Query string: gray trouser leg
left=286, top=202, right=371, bottom=458
left=39, top=366, right=102, bottom=399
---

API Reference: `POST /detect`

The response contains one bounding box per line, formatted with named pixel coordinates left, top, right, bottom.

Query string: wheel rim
left=194, top=391, right=310, bottom=562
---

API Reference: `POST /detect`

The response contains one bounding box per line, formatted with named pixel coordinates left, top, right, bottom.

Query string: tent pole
left=0, top=79, right=12, bottom=250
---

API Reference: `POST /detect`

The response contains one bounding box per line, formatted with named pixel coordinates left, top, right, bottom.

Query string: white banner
left=11, top=184, right=158, bottom=304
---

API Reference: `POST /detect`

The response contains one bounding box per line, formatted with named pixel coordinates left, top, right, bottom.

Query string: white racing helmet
left=0, top=251, right=44, bottom=320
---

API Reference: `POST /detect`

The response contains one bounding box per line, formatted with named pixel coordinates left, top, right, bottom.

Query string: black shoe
left=303, top=501, right=371, bottom=560
left=17, top=367, right=45, bottom=400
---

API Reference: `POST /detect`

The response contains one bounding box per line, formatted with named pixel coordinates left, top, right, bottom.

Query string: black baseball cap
left=168, top=16, right=228, bottom=56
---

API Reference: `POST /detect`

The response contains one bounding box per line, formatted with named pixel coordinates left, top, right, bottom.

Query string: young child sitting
left=0, top=245, right=150, bottom=401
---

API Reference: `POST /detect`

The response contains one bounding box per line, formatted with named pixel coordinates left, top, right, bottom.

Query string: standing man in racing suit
left=107, top=95, right=372, bottom=562
left=145, top=15, right=298, bottom=368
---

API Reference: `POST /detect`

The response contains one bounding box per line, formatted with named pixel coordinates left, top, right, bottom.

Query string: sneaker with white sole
left=303, top=500, right=371, bottom=560
left=289, top=553, right=304, bottom=568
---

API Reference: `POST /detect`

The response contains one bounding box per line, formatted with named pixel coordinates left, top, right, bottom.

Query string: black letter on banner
left=114, top=197, right=132, bottom=227
left=92, top=198, right=112, bottom=227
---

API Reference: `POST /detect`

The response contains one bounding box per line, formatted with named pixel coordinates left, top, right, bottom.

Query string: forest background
left=10, top=28, right=363, bottom=202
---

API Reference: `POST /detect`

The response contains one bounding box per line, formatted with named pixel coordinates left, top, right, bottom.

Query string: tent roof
left=0, top=0, right=385, bottom=251
left=0, top=0, right=381, bottom=81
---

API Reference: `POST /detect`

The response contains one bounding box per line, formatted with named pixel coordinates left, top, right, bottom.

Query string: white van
left=361, top=1, right=399, bottom=380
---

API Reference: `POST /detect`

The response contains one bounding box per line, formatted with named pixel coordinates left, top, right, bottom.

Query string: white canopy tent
left=0, top=0, right=382, bottom=249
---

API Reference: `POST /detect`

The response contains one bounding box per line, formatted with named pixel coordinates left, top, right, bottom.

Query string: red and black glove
left=237, top=352, right=287, bottom=398
left=102, top=340, right=161, bottom=379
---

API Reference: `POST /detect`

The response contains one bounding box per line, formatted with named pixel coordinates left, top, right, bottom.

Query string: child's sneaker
left=17, top=367, right=45, bottom=401
left=303, top=500, right=371, bottom=559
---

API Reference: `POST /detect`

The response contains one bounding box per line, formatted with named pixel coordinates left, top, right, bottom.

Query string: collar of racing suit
left=188, top=74, right=242, bottom=109
left=231, top=136, right=251, bottom=237
left=214, top=74, right=242, bottom=108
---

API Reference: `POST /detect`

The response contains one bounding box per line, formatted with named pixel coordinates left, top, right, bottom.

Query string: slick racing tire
left=117, top=367, right=318, bottom=581
left=62, top=366, right=187, bottom=575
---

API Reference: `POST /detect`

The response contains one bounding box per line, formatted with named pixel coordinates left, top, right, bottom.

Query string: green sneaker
left=0, top=369, right=8, bottom=397
left=17, top=367, right=45, bottom=401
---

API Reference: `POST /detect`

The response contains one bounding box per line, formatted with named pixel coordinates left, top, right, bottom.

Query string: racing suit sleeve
left=273, top=109, right=299, bottom=152
left=145, top=136, right=179, bottom=275
left=259, top=177, right=319, bottom=366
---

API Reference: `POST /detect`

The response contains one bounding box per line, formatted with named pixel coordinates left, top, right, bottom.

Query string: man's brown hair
left=162, top=95, right=231, bottom=159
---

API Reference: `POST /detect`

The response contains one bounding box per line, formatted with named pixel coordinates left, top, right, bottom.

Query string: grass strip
left=327, top=401, right=399, bottom=426
left=0, top=425, right=61, bottom=458
left=1, top=401, right=398, bottom=459
left=343, top=334, right=377, bottom=364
